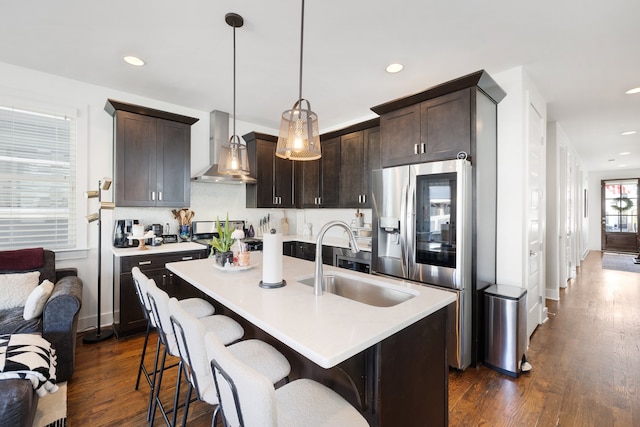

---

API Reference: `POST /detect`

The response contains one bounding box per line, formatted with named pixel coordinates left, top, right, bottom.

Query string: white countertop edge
left=111, top=241, right=207, bottom=257
left=166, top=255, right=456, bottom=368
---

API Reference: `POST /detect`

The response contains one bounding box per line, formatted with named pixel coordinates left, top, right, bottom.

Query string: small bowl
left=358, top=229, right=372, bottom=237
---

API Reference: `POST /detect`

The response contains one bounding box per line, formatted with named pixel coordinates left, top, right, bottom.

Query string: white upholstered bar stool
left=204, top=331, right=369, bottom=427
left=131, top=267, right=215, bottom=421
left=146, top=279, right=244, bottom=426
left=168, top=298, right=291, bottom=427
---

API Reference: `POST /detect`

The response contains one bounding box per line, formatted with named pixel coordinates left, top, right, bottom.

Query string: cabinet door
left=274, top=154, right=295, bottom=207
left=340, top=131, right=364, bottom=208
left=156, top=118, right=191, bottom=207
left=420, top=89, right=471, bottom=161
left=118, top=272, right=148, bottom=336
left=297, top=159, right=320, bottom=208
left=256, top=140, right=276, bottom=207
left=319, top=136, right=340, bottom=208
left=380, top=104, right=421, bottom=167
left=114, top=111, right=157, bottom=206
left=363, top=126, right=381, bottom=208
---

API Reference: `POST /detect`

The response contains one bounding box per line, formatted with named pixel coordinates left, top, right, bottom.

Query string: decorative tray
left=213, top=262, right=258, bottom=272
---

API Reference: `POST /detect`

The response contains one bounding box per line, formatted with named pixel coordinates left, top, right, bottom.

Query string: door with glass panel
left=601, top=179, right=639, bottom=253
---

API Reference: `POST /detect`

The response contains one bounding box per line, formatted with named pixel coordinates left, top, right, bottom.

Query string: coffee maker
left=150, top=224, right=163, bottom=246
left=113, top=219, right=139, bottom=247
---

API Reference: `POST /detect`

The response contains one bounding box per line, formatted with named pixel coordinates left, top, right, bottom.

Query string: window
left=0, top=105, right=77, bottom=250
left=603, top=180, right=638, bottom=233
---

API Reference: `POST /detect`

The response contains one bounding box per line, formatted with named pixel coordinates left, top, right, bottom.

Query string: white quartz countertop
left=166, top=253, right=455, bottom=368
left=111, top=242, right=207, bottom=258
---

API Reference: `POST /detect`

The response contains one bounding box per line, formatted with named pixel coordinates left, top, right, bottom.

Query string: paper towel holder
left=259, top=279, right=287, bottom=289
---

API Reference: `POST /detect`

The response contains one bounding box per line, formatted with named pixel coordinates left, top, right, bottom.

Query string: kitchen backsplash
left=112, top=181, right=370, bottom=240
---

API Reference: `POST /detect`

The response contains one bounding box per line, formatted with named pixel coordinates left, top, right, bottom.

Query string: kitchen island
left=167, top=253, right=455, bottom=426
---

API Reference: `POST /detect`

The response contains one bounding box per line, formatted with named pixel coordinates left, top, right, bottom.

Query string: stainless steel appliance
left=333, top=247, right=371, bottom=273
left=112, top=219, right=139, bottom=248
left=372, top=159, right=472, bottom=369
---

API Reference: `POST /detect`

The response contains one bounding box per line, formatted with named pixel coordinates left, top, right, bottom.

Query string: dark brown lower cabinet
left=113, top=248, right=207, bottom=337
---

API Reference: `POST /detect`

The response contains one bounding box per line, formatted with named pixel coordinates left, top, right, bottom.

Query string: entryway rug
left=32, top=381, right=66, bottom=426
left=602, top=253, right=640, bottom=273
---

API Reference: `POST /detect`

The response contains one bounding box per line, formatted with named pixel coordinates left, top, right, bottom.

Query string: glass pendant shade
left=276, top=98, right=321, bottom=160
left=219, top=134, right=250, bottom=175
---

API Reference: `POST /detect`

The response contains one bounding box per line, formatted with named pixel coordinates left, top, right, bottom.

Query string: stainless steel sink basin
left=296, top=272, right=416, bottom=307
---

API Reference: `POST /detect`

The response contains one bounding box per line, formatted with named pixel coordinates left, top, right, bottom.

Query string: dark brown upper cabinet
left=338, top=123, right=380, bottom=208
left=372, top=70, right=506, bottom=168
left=105, top=99, right=198, bottom=207
left=296, top=136, right=341, bottom=208
left=244, top=132, right=295, bottom=208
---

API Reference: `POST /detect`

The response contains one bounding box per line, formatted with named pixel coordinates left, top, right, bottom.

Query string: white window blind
left=0, top=105, right=77, bottom=250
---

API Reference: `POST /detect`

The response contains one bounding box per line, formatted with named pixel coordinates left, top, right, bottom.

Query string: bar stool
left=205, top=331, right=369, bottom=427
left=168, top=297, right=291, bottom=427
left=146, top=278, right=244, bottom=426
left=131, top=267, right=215, bottom=421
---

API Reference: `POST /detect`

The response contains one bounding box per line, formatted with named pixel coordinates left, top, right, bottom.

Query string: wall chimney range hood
left=191, top=110, right=256, bottom=184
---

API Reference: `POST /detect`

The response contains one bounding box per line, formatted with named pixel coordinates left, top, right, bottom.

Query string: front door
left=601, top=179, right=639, bottom=253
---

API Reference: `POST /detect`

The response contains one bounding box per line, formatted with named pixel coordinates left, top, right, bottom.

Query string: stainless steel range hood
left=191, top=110, right=256, bottom=184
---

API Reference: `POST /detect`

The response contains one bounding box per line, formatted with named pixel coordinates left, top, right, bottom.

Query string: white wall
left=588, top=168, right=640, bottom=251
left=493, top=66, right=547, bottom=290
left=545, top=122, right=587, bottom=300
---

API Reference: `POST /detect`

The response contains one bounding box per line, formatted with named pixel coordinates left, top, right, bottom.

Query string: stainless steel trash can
left=484, top=284, right=527, bottom=377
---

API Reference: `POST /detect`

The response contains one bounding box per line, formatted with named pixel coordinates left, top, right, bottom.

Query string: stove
left=191, top=220, right=263, bottom=252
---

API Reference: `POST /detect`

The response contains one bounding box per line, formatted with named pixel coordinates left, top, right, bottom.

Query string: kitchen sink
left=296, top=272, right=416, bottom=307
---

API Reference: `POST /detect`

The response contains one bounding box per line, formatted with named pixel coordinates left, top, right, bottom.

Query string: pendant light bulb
left=276, top=0, right=321, bottom=161
left=219, top=12, right=251, bottom=176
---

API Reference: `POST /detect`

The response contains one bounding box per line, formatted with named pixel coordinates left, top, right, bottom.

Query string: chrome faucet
left=314, top=220, right=360, bottom=296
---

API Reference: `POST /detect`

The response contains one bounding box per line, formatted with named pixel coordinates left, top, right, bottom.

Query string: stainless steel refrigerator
left=372, top=159, right=473, bottom=369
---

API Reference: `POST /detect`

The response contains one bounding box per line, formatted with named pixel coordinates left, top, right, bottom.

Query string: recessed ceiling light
left=626, top=87, right=640, bottom=94
left=621, top=130, right=636, bottom=135
left=618, top=164, right=627, bottom=167
left=619, top=152, right=631, bottom=155
left=123, top=56, right=145, bottom=66
left=386, top=63, right=404, bottom=73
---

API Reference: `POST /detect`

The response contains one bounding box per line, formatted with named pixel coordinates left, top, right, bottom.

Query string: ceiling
left=3, top=0, right=639, bottom=172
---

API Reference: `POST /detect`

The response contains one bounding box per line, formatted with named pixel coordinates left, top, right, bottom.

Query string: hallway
left=449, top=250, right=640, bottom=426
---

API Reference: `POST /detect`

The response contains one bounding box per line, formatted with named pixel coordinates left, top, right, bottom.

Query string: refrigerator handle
left=400, top=183, right=409, bottom=275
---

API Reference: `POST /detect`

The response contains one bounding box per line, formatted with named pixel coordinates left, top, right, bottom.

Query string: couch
left=0, top=247, right=83, bottom=427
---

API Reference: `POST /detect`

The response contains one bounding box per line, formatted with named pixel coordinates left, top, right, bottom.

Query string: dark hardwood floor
left=68, top=251, right=640, bottom=426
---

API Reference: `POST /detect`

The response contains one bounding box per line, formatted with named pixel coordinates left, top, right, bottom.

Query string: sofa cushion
left=0, top=307, right=42, bottom=335
left=0, top=271, right=41, bottom=311
left=23, top=280, right=54, bottom=321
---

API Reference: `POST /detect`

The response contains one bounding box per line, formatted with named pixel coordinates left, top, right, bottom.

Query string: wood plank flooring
left=67, top=251, right=640, bottom=426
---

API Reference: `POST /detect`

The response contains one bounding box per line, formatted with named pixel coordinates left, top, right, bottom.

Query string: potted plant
left=209, top=214, right=235, bottom=266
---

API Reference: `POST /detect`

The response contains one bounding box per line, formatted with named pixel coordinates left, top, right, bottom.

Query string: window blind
left=0, top=105, right=77, bottom=250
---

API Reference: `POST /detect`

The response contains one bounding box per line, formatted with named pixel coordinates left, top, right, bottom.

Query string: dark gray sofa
left=0, top=248, right=83, bottom=427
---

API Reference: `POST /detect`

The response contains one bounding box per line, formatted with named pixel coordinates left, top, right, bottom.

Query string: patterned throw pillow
left=23, top=280, right=55, bottom=320
left=0, top=271, right=41, bottom=310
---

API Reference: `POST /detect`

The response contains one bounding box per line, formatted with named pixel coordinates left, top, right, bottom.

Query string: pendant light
left=275, top=0, right=321, bottom=161
left=219, top=12, right=250, bottom=176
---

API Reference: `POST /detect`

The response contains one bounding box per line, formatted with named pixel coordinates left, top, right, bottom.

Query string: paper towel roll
left=262, top=232, right=283, bottom=285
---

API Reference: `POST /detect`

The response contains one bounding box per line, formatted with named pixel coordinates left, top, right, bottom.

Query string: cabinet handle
left=362, top=194, right=366, bottom=203
left=414, top=143, right=419, bottom=155
left=158, top=191, right=163, bottom=201
left=181, top=256, right=193, bottom=261
left=421, top=143, right=426, bottom=154
left=162, top=274, right=167, bottom=286
left=138, top=261, right=152, bottom=266
left=279, top=197, right=282, bottom=204
left=151, top=191, right=156, bottom=201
